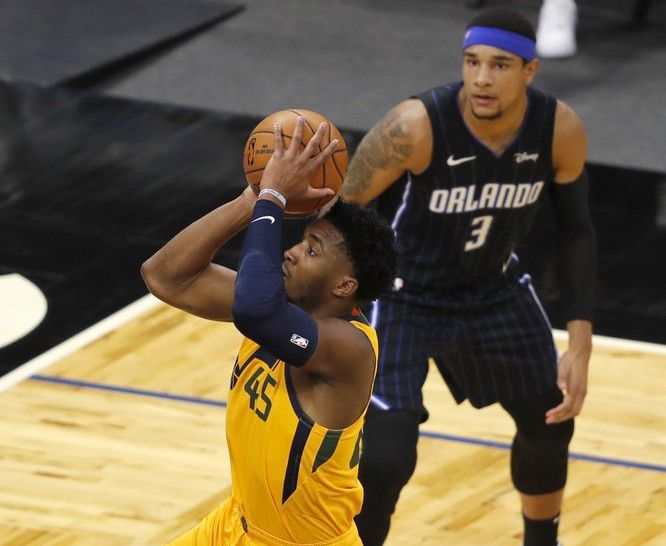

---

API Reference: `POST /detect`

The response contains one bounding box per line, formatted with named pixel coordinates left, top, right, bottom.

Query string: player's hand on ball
left=260, top=116, right=337, bottom=204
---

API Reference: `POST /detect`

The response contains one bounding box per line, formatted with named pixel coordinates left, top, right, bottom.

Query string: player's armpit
left=342, top=99, right=432, bottom=205
left=552, top=100, right=587, bottom=183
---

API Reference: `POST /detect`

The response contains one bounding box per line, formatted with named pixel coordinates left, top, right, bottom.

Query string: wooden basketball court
left=0, top=300, right=664, bottom=545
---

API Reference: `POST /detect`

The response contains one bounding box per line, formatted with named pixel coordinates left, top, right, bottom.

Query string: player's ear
left=333, top=276, right=358, bottom=299
left=524, top=58, right=539, bottom=84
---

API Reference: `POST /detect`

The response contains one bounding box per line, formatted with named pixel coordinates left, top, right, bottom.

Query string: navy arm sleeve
left=232, top=199, right=318, bottom=366
left=550, top=170, right=597, bottom=322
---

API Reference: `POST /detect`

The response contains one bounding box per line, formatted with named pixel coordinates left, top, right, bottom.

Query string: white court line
left=0, top=294, right=162, bottom=393
left=1, top=295, right=665, bottom=394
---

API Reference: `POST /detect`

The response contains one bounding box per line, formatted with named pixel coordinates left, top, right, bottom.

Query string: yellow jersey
left=224, top=310, right=378, bottom=544
left=166, top=310, right=378, bottom=545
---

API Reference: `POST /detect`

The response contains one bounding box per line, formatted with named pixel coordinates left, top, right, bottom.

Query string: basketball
left=243, top=109, right=348, bottom=217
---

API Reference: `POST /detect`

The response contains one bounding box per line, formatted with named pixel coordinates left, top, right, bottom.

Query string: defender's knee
left=511, top=418, right=574, bottom=495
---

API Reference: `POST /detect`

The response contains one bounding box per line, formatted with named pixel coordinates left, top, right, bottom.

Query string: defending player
left=342, top=9, right=596, bottom=546
left=142, top=118, right=397, bottom=545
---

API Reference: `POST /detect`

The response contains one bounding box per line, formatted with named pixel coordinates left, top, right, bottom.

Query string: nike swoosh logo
left=251, top=215, right=275, bottom=224
left=447, top=154, right=476, bottom=166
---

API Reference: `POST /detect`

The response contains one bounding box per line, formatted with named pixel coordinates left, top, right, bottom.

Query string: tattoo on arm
left=344, top=109, right=413, bottom=197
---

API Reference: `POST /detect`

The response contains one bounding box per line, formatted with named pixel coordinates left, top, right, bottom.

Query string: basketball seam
left=331, top=148, right=347, bottom=180
left=288, top=110, right=321, bottom=151
left=248, top=131, right=300, bottom=142
left=244, top=166, right=269, bottom=175
left=288, top=110, right=327, bottom=212
left=314, top=120, right=332, bottom=211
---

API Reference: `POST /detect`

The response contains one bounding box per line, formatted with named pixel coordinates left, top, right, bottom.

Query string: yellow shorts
left=165, top=498, right=362, bottom=546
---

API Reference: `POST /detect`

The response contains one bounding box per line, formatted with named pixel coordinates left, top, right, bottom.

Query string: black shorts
left=369, top=272, right=558, bottom=413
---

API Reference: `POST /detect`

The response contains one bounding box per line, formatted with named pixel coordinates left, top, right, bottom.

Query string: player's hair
left=321, top=200, right=397, bottom=303
left=467, top=8, right=536, bottom=42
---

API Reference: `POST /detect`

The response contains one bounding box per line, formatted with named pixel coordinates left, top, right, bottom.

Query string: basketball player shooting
left=341, top=8, right=596, bottom=546
left=141, top=117, right=397, bottom=545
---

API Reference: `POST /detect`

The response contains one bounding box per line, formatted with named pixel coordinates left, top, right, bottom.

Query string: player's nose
left=474, top=64, right=492, bottom=86
left=284, top=248, right=297, bottom=264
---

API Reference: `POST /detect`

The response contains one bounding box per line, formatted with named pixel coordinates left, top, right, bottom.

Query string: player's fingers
left=311, top=139, right=338, bottom=167
left=304, top=122, right=328, bottom=158
left=273, top=122, right=284, bottom=155
left=545, top=394, right=573, bottom=424
left=289, top=116, right=304, bottom=155
left=305, top=186, right=335, bottom=200
left=546, top=394, right=571, bottom=416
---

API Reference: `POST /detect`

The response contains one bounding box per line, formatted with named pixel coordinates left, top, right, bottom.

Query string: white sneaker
left=536, top=0, right=577, bottom=58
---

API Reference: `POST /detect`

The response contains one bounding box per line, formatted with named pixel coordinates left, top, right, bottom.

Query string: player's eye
left=496, top=63, right=508, bottom=70
left=308, top=246, right=316, bottom=257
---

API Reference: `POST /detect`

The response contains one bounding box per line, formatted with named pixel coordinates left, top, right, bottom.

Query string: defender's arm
left=551, top=100, right=596, bottom=326
left=546, top=100, right=596, bottom=424
left=341, top=99, right=433, bottom=205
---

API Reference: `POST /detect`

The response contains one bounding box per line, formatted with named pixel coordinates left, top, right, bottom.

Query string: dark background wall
left=1, top=0, right=665, bottom=372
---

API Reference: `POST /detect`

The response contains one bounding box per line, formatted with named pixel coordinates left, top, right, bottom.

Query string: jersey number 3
left=465, top=215, right=493, bottom=251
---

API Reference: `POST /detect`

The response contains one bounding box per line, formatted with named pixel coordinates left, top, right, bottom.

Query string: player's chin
left=284, top=277, right=295, bottom=298
left=472, top=106, right=501, bottom=120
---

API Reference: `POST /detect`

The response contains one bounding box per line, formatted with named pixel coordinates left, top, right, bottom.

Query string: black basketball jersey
left=383, top=81, right=557, bottom=296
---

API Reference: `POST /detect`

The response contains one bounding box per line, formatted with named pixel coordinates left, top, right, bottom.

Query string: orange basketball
left=243, top=109, right=348, bottom=217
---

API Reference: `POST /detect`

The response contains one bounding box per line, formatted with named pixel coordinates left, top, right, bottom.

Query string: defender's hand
left=545, top=349, right=589, bottom=424
left=260, top=116, right=337, bottom=203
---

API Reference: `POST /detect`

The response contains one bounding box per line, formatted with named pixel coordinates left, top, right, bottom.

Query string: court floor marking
left=0, top=294, right=161, bottom=392
left=29, top=373, right=666, bottom=474
left=1, top=293, right=665, bottom=395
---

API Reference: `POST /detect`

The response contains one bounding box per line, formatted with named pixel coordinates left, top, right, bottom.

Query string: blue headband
left=463, top=26, right=536, bottom=61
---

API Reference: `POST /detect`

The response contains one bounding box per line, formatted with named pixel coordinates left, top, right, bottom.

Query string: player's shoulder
left=552, top=99, right=588, bottom=182
left=554, top=99, right=586, bottom=141
left=390, top=98, right=430, bottom=133
left=391, top=82, right=457, bottom=126
left=316, top=314, right=376, bottom=363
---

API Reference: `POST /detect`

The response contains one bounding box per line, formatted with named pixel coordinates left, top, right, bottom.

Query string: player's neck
left=302, top=299, right=356, bottom=320
left=459, top=89, right=528, bottom=148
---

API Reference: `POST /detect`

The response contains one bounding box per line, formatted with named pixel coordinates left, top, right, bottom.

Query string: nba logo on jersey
left=290, top=333, right=310, bottom=348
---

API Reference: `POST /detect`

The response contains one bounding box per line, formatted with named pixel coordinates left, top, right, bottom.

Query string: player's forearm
left=142, top=194, right=253, bottom=288
left=342, top=150, right=381, bottom=205
left=551, top=172, right=597, bottom=323
left=555, top=222, right=596, bottom=320
left=342, top=151, right=406, bottom=206
left=566, top=319, right=592, bottom=358
left=232, top=199, right=318, bottom=366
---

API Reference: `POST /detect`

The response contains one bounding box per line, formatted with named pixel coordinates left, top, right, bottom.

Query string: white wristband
left=258, top=188, right=286, bottom=207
